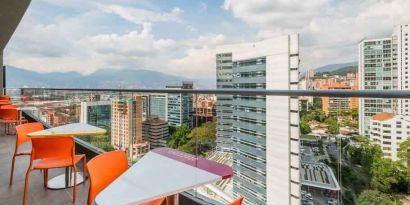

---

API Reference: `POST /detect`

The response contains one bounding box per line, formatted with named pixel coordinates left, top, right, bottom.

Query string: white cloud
left=99, top=4, right=183, bottom=25
left=223, top=0, right=410, bottom=70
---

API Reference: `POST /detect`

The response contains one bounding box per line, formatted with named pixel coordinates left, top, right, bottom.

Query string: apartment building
left=321, top=82, right=358, bottom=115
left=396, top=24, right=410, bottom=115
left=359, top=37, right=397, bottom=136
left=369, top=112, right=409, bottom=160
left=216, top=35, right=300, bottom=205
left=111, top=96, right=149, bottom=159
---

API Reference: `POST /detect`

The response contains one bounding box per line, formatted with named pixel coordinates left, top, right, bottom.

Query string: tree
left=179, top=122, right=216, bottom=156
left=300, top=118, right=311, bottom=134
left=348, top=136, right=383, bottom=173
left=166, top=124, right=191, bottom=148
left=325, top=116, right=338, bottom=134
left=358, top=190, right=395, bottom=205
left=370, top=158, right=409, bottom=194
left=398, top=140, right=410, bottom=166
left=313, top=97, right=322, bottom=110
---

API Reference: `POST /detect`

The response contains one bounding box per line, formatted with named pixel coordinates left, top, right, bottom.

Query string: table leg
left=168, top=194, right=179, bottom=205
left=47, top=167, right=84, bottom=190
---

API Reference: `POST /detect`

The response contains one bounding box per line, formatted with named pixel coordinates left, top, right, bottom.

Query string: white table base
left=47, top=167, right=85, bottom=190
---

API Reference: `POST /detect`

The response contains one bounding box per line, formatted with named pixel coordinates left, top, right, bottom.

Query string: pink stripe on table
left=152, top=148, right=233, bottom=179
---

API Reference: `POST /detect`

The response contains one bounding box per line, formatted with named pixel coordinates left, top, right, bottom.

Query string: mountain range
left=6, top=62, right=358, bottom=89
left=313, top=62, right=357, bottom=73
left=5, top=66, right=211, bottom=89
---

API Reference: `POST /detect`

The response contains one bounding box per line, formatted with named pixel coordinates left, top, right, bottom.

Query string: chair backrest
left=0, top=108, right=19, bottom=120
left=1, top=104, right=18, bottom=109
left=87, top=150, right=128, bottom=205
left=227, top=197, right=244, bottom=205
left=31, top=136, right=75, bottom=160
left=0, top=96, right=10, bottom=101
left=15, top=122, right=44, bottom=147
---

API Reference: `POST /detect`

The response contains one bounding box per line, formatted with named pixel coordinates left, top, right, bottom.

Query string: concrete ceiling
left=0, top=0, right=31, bottom=51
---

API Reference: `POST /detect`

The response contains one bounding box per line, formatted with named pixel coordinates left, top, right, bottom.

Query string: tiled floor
left=0, top=131, right=89, bottom=205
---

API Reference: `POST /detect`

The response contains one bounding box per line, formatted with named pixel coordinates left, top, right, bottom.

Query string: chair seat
left=34, top=154, right=85, bottom=169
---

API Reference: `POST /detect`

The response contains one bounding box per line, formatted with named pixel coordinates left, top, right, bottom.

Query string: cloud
left=223, top=0, right=410, bottom=70
left=99, top=4, right=184, bottom=25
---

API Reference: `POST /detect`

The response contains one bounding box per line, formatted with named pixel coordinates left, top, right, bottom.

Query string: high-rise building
left=166, top=81, right=193, bottom=128
left=359, top=37, right=397, bottom=136
left=142, top=117, right=169, bottom=149
left=216, top=35, right=300, bottom=205
left=111, top=96, right=149, bottom=159
left=215, top=52, right=234, bottom=152
left=369, top=112, right=409, bottom=161
left=395, top=24, right=410, bottom=115
left=80, top=101, right=111, bottom=129
left=148, top=94, right=168, bottom=121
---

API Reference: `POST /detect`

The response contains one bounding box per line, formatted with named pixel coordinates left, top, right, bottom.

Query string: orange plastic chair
left=0, top=108, right=24, bottom=134
left=1, top=104, right=19, bottom=109
left=87, top=150, right=167, bottom=205
left=0, top=95, right=11, bottom=101
left=9, top=122, right=44, bottom=185
left=23, top=136, right=86, bottom=205
left=227, top=197, right=244, bottom=205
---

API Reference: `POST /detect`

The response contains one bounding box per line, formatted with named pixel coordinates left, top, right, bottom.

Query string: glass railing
left=4, top=88, right=410, bottom=205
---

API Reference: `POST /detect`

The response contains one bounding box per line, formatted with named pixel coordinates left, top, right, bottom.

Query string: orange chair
left=9, top=123, right=44, bottom=185
left=1, top=104, right=19, bottom=109
left=0, top=108, right=24, bottom=134
left=87, top=150, right=167, bottom=205
left=227, top=197, right=244, bottom=205
left=23, top=136, right=86, bottom=205
left=0, top=95, right=11, bottom=101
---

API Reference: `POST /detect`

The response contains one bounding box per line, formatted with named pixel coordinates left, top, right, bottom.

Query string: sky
left=4, top=0, right=410, bottom=82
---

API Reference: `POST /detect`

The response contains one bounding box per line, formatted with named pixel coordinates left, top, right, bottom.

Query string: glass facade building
left=80, top=101, right=111, bottom=129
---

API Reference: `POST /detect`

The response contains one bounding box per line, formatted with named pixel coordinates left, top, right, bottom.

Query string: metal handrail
left=16, top=87, right=410, bottom=98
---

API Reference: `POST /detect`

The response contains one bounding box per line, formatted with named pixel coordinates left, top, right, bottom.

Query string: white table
left=28, top=123, right=106, bottom=189
left=96, top=147, right=233, bottom=205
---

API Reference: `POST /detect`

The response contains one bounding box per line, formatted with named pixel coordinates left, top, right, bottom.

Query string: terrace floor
left=0, top=130, right=89, bottom=205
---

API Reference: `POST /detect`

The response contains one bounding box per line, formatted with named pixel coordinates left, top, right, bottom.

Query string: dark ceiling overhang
left=0, top=0, right=31, bottom=51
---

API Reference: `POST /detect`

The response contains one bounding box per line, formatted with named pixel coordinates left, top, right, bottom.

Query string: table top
left=95, top=147, right=233, bottom=205
left=27, top=123, right=106, bottom=138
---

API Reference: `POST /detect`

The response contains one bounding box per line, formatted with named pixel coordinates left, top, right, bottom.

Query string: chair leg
left=23, top=169, right=32, bottom=205
left=9, top=154, right=16, bottom=186
left=43, top=169, right=48, bottom=188
left=82, top=156, right=87, bottom=185
left=73, top=166, right=77, bottom=203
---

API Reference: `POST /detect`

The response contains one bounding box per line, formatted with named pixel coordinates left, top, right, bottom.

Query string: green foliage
left=398, top=140, right=410, bottom=166
left=370, top=158, right=409, bottom=194
left=348, top=136, right=383, bottom=173
left=82, top=126, right=115, bottom=152
left=325, top=116, right=338, bottom=134
left=166, top=124, right=191, bottom=149
left=300, top=118, right=311, bottom=134
left=358, top=190, right=396, bottom=205
left=179, top=122, right=216, bottom=156
left=313, top=97, right=322, bottom=110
